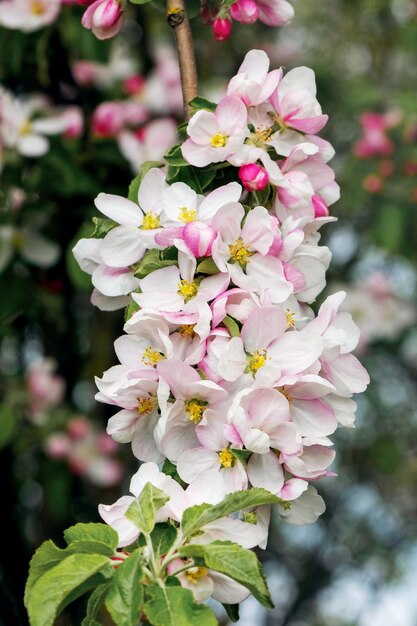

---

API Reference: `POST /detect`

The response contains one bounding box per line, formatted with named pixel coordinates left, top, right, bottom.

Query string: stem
left=166, top=0, right=198, bottom=119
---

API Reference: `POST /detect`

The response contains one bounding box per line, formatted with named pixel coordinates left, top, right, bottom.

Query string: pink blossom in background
left=26, top=358, right=66, bottom=421
left=0, top=0, right=60, bottom=32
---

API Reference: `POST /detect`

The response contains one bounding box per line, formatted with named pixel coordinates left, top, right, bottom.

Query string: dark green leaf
left=188, top=97, right=217, bottom=112
left=144, top=585, right=217, bottom=626
left=230, top=448, right=252, bottom=466
left=0, top=404, right=17, bottom=449
left=222, top=603, right=240, bottom=622
left=105, top=549, right=143, bottom=626
left=181, top=488, right=281, bottom=538
left=196, top=258, right=219, bottom=275
left=82, top=582, right=112, bottom=626
left=126, top=482, right=169, bottom=534
left=179, top=541, right=273, bottom=608
left=134, top=249, right=177, bottom=279
left=164, top=144, right=189, bottom=167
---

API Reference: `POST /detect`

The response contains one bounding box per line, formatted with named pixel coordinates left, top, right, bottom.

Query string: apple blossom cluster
left=73, top=48, right=370, bottom=606
left=202, top=0, right=295, bottom=41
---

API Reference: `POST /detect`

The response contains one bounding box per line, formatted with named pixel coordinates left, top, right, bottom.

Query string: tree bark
left=166, top=0, right=198, bottom=119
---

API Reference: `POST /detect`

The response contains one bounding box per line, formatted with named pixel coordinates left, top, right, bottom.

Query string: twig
left=166, top=0, right=198, bottom=119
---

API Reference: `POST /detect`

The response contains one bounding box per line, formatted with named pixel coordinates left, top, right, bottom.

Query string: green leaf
left=25, top=553, right=112, bottom=626
left=82, top=582, right=112, bottom=626
left=25, top=540, right=68, bottom=605
left=134, top=249, right=178, bottom=279
left=196, top=258, right=219, bottom=275
left=124, top=298, right=140, bottom=322
left=188, top=97, right=217, bottom=113
left=138, top=523, right=177, bottom=560
left=64, top=523, right=119, bottom=556
left=164, top=144, right=189, bottom=167
left=126, top=482, right=169, bottom=534
left=128, top=0, right=154, bottom=4
left=91, top=217, right=117, bottom=238
left=230, top=448, right=252, bottom=466
left=161, top=459, right=186, bottom=487
left=179, top=541, right=273, bottom=608
left=144, top=585, right=217, bottom=626
left=105, top=549, right=143, bottom=626
left=128, top=161, right=164, bottom=201
left=181, top=488, right=281, bottom=538
left=222, top=603, right=240, bottom=623
left=222, top=315, right=240, bottom=338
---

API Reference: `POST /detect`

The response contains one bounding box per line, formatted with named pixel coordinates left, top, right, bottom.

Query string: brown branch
left=166, top=0, right=198, bottom=119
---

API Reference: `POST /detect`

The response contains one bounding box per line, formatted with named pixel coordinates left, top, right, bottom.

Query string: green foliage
left=63, top=523, right=119, bottom=557
left=140, top=523, right=178, bottom=561
left=25, top=553, right=113, bottom=626
left=222, top=315, right=240, bottom=337
left=164, top=145, right=189, bottom=167
left=91, top=217, right=117, bottom=238
left=125, top=482, right=169, bottom=534
left=144, top=585, right=217, bottom=626
left=230, top=448, right=252, bottom=466
left=222, top=604, right=240, bottom=622
left=179, top=541, right=273, bottom=608
left=196, top=258, right=219, bottom=275
left=82, top=583, right=112, bottom=626
left=188, top=97, right=217, bottom=113
left=0, top=404, right=16, bottom=449
left=105, top=549, right=144, bottom=626
left=181, top=488, right=281, bottom=538
left=134, top=249, right=178, bottom=279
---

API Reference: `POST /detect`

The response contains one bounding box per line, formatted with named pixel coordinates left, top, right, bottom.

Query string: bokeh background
left=1, top=1, right=417, bottom=624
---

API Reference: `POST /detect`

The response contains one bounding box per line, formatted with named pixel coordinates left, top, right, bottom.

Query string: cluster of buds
left=201, top=0, right=295, bottom=41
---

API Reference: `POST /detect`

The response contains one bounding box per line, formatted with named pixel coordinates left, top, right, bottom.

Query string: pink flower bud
left=230, top=0, right=259, bottom=24
left=45, top=434, right=71, bottom=459
left=67, top=417, right=90, bottom=440
left=81, top=0, right=123, bottom=40
left=123, top=74, right=146, bottom=96
left=92, top=102, right=125, bottom=138
left=183, top=221, right=216, bottom=257
left=213, top=17, right=232, bottom=41
left=312, top=194, right=329, bottom=218
left=239, top=163, right=269, bottom=191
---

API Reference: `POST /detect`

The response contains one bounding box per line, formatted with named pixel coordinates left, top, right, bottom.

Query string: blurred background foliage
left=1, top=0, right=417, bottom=624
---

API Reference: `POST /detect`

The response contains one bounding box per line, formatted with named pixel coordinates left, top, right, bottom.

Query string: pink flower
left=227, top=49, right=282, bottom=106
left=26, top=358, right=65, bottom=418
left=182, top=96, right=248, bottom=167
left=212, top=17, right=232, bottom=40
left=230, top=0, right=259, bottom=24
left=270, top=67, right=328, bottom=134
left=183, top=221, right=216, bottom=257
left=81, top=0, right=123, bottom=40
left=0, top=0, right=60, bottom=33
left=255, top=0, right=294, bottom=26
left=91, top=102, right=125, bottom=138
left=239, top=163, right=269, bottom=191
left=122, top=74, right=145, bottom=96
left=353, top=111, right=400, bottom=159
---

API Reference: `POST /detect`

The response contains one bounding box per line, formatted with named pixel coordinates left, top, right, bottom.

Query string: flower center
left=177, top=279, right=198, bottom=300
left=178, top=207, right=196, bottom=223
left=228, top=238, right=253, bottom=266
left=141, top=347, right=164, bottom=366
left=179, top=324, right=197, bottom=338
left=30, top=0, right=45, bottom=14
left=136, top=395, right=157, bottom=415
left=19, top=120, right=32, bottom=136
left=186, top=567, right=208, bottom=584
left=218, top=448, right=235, bottom=468
left=185, top=399, right=206, bottom=424
left=286, top=309, right=295, bottom=328
left=210, top=133, right=228, bottom=148
left=248, top=350, right=268, bottom=374
left=142, top=211, right=160, bottom=230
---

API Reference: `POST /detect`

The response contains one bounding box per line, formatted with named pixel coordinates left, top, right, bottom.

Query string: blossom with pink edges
left=81, top=0, right=123, bottom=40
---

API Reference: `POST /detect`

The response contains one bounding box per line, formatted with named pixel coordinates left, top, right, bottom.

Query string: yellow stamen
left=19, top=120, right=32, bottom=136
left=177, top=279, right=198, bottom=300
left=286, top=309, right=295, bottom=329
left=218, top=448, right=235, bottom=468
left=136, top=396, right=157, bottom=415
left=277, top=386, right=292, bottom=402
left=141, top=347, right=164, bottom=366
left=185, top=399, right=206, bottom=424
left=178, top=207, right=196, bottom=224
left=210, top=133, right=228, bottom=148
left=179, top=324, right=196, bottom=338
left=186, top=567, right=208, bottom=584
left=228, top=238, right=253, bottom=266
left=142, top=211, right=160, bottom=230
left=30, top=0, right=45, bottom=14
left=248, top=350, right=268, bottom=374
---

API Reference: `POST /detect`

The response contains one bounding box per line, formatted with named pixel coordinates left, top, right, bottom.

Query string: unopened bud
left=213, top=17, right=232, bottom=41
left=239, top=163, right=269, bottom=191
left=230, top=0, right=259, bottom=24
